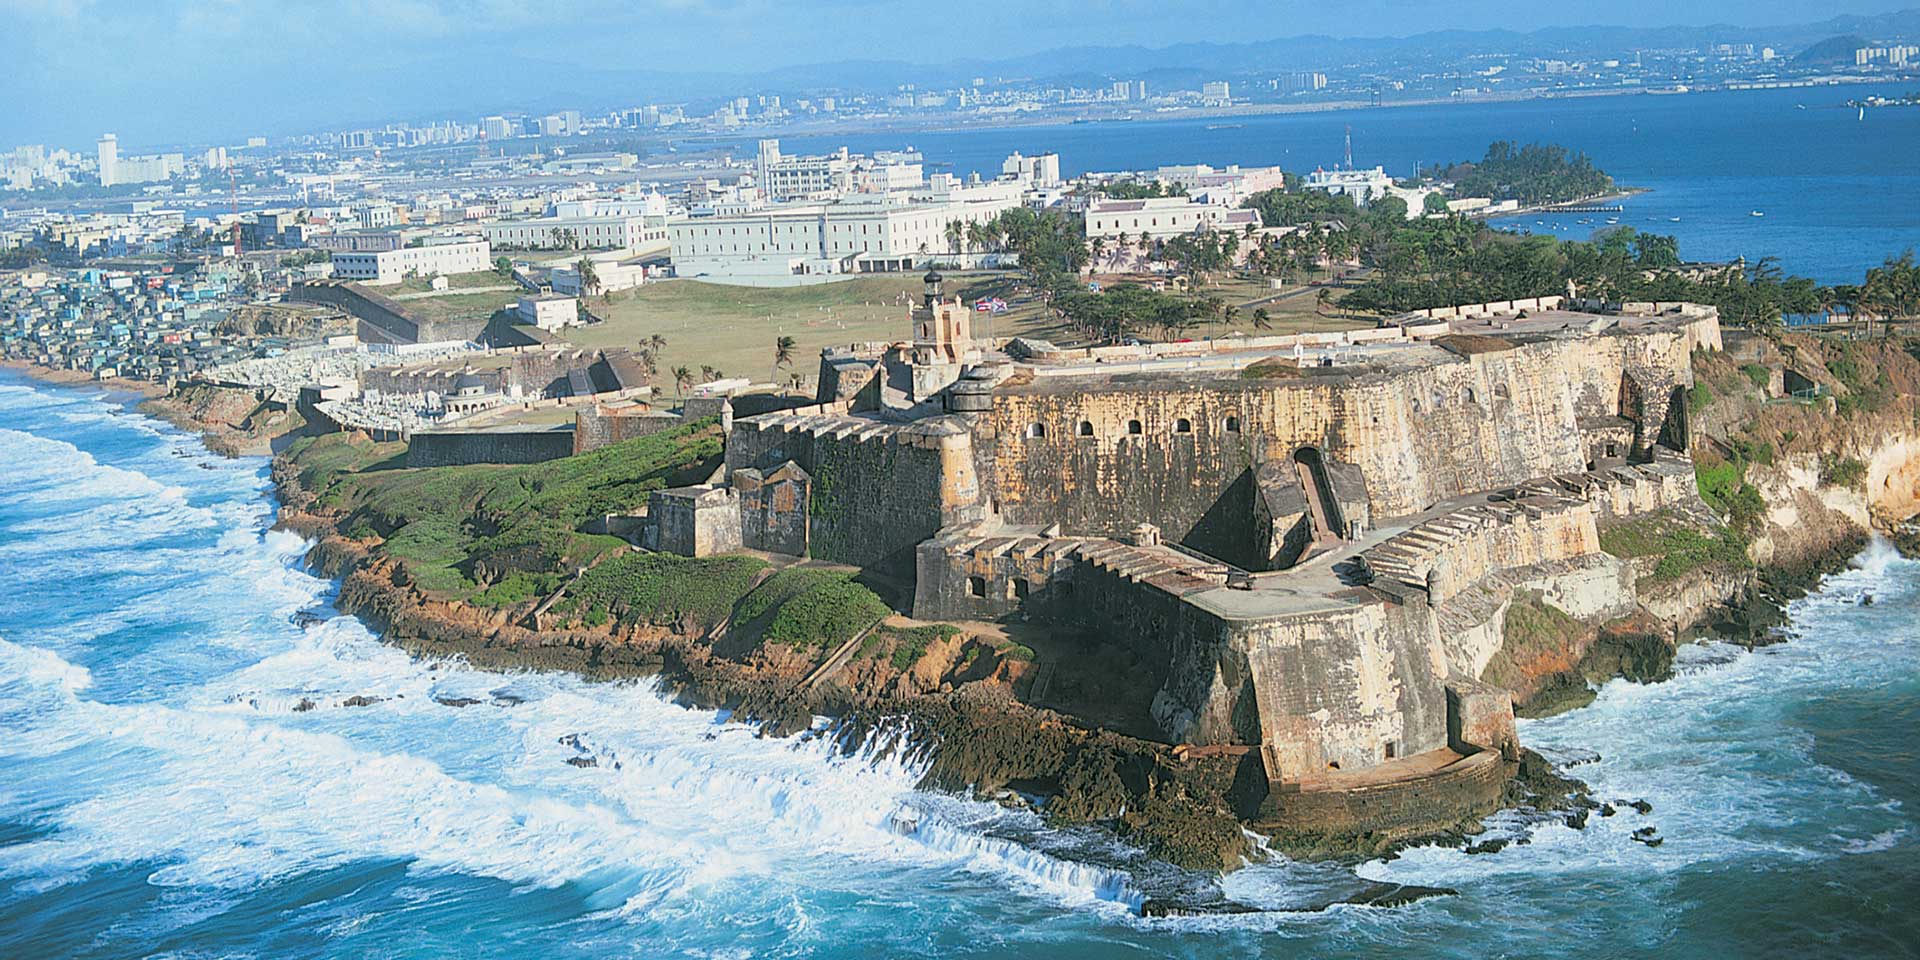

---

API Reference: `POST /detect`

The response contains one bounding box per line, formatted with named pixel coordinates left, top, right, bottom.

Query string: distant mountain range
left=414, top=8, right=1920, bottom=123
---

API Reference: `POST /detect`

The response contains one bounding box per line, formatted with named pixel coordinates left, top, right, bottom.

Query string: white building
left=96, top=134, right=118, bottom=188
left=1084, top=196, right=1263, bottom=240
left=669, top=187, right=1023, bottom=286
left=518, top=294, right=580, bottom=331
left=1149, top=163, right=1289, bottom=205
left=481, top=214, right=668, bottom=253
left=1001, top=151, right=1063, bottom=188
left=1304, top=166, right=1396, bottom=204
left=551, top=258, right=648, bottom=296
left=331, top=238, right=492, bottom=285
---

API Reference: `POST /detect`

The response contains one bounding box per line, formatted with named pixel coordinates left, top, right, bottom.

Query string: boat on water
left=1751, top=211, right=1765, bottom=217
left=1205, top=123, right=1244, bottom=130
left=1670, top=216, right=1682, bottom=222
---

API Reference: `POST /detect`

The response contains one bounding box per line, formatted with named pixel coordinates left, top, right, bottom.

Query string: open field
left=387, top=270, right=515, bottom=296
left=551, top=271, right=1369, bottom=387
left=398, top=291, right=518, bottom=327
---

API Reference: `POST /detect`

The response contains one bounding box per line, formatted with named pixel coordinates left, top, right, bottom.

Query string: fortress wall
left=911, top=535, right=1086, bottom=622
left=574, top=406, right=682, bottom=454
left=1424, top=501, right=1601, bottom=604
left=1065, top=555, right=1240, bottom=742
left=981, top=329, right=1702, bottom=544
left=405, top=428, right=575, bottom=467
left=727, top=415, right=979, bottom=572
left=983, top=382, right=1320, bottom=561
left=1238, top=599, right=1452, bottom=787
left=1258, top=748, right=1506, bottom=838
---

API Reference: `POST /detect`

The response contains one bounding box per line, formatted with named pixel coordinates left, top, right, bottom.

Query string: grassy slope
left=287, top=422, right=723, bottom=600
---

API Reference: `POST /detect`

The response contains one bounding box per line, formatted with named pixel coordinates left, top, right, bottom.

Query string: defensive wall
left=289, top=281, right=493, bottom=345
left=405, top=425, right=576, bottom=467
left=979, top=319, right=1705, bottom=567
left=726, top=408, right=985, bottom=574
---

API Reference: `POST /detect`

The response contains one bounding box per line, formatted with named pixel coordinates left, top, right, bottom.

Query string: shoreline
left=12, top=335, right=1914, bottom=903
left=0, top=357, right=167, bottom=400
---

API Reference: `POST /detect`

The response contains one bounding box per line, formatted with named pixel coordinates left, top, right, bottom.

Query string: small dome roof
left=923, top=268, right=944, bottom=285
left=453, top=369, right=488, bottom=394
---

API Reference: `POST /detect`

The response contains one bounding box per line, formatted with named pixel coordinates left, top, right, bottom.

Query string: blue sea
left=769, top=83, right=1920, bottom=285
left=1, top=370, right=1917, bottom=957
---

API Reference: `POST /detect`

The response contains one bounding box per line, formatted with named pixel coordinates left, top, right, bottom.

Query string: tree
left=945, top=219, right=965, bottom=255
left=1315, top=288, right=1333, bottom=317
left=574, top=257, right=601, bottom=298
left=771, top=334, right=797, bottom=382
left=647, top=333, right=667, bottom=356
left=1423, top=192, right=1451, bottom=216
left=1252, top=306, right=1273, bottom=330
left=672, top=365, right=693, bottom=398
left=493, top=256, right=514, bottom=279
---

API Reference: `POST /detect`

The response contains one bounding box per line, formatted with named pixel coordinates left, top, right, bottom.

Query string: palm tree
left=646, top=334, right=667, bottom=356
left=944, top=219, right=964, bottom=256
left=1252, top=307, right=1273, bottom=331
left=672, top=365, right=693, bottom=398
left=771, top=334, right=797, bottom=382
left=574, top=257, right=601, bottom=298
left=699, top=364, right=717, bottom=383
left=1315, top=288, right=1333, bottom=318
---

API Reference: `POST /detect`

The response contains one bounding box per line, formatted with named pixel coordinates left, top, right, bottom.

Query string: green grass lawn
left=553, top=270, right=1368, bottom=387
left=289, top=422, right=724, bottom=600
left=387, top=270, right=517, bottom=296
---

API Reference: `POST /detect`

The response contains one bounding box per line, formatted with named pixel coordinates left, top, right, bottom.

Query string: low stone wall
left=1257, top=749, right=1507, bottom=840
left=574, top=404, right=684, bottom=454
left=405, top=427, right=575, bottom=467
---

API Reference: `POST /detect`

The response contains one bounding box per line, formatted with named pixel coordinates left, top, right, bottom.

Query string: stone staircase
left=1359, top=494, right=1588, bottom=599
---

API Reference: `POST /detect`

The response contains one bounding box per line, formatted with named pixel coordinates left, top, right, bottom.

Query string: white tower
left=96, top=134, right=119, bottom=187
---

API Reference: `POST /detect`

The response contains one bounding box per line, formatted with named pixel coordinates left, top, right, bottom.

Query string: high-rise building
left=480, top=116, right=513, bottom=141
left=96, top=134, right=118, bottom=188
left=1201, top=81, right=1231, bottom=102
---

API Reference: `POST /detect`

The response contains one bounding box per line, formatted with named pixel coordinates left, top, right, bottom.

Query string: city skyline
left=4, top=1, right=1918, bottom=145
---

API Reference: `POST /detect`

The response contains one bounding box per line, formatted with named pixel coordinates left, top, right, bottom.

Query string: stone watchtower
left=907, top=269, right=976, bottom=400
left=912, top=269, right=973, bottom=365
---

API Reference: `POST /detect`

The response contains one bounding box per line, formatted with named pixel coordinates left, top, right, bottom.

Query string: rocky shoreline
left=107, top=329, right=1920, bottom=910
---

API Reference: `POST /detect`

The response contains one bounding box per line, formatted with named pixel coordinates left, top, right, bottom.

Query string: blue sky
left=3, top=0, right=1914, bottom=148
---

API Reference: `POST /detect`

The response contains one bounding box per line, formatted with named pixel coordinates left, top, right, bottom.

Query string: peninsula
left=253, top=273, right=1920, bottom=876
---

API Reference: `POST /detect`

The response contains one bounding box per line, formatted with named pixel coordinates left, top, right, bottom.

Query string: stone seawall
left=1257, top=749, right=1508, bottom=842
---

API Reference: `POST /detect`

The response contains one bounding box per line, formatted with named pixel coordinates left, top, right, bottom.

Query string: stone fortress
left=646, top=270, right=1724, bottom=836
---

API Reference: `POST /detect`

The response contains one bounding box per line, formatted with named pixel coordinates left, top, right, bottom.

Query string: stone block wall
left=404, top=427, right=575, bottom=467
left=648, top=486, right=743, bottom=557
left=1362, top=496, right=1601, bottom=606
left=981, top=326, right=1703, bottom=556
left=736, top=463, right=810, bottom=556
left=1445, top=678, right=1519, bottom=761
left=726, top=412, right=982, bottom=574
left=911, top=531, right=1097, bottom=622
left=1258, top=749, right=1506, bottom=838
left=574, top=404, right=683, bottom=454
left=1238, top=599, right=1452, bottom=787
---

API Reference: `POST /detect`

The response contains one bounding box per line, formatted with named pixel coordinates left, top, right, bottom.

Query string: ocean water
left=0, top=370, right=1915, bottom=958
left=770, top=83, right=1920, bottom=285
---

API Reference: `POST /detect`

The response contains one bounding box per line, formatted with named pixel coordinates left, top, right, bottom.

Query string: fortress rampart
left=658, top=284, right=1724, bottom=839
